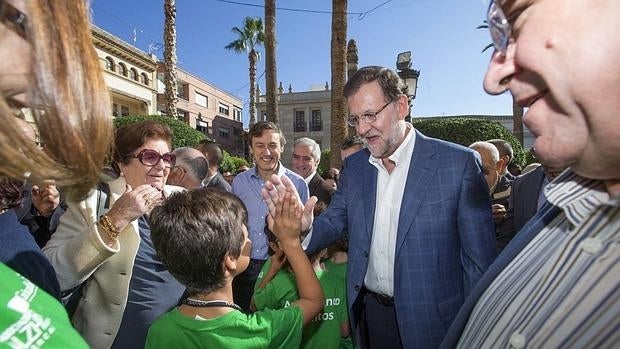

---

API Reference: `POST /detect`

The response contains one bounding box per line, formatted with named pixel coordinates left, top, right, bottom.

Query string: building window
left=176, top=83, right=188, bottom=100
left=105, top=57, right=115, bottom=72
left=140, top=73, right=149, bottom=86
left=219, top=127, right=230, bottom=139
left=196, top=120, right=209, bottom=135
left=218, top=103, right=230, bottom=116
left=118, top=63, right=127, bottom=77
left=120, top=105, right=130, bottom=117
left=311, top=109, right=322, bottom=131
left=233, top=108, right=242, bottom=121
left=129, top=68, right=138, bottom=81
left=177, top=109, right=188, bottom=121
left=195, top=92, right=208, bottom=107
left=112, top=103, right=118, bottom=117
left=294, top=110, right=306, bottom=132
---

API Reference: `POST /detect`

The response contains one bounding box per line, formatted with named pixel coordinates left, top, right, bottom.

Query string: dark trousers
left=232, top=259, right=265, bottom=313
left=359, top=288, right=403, bottom=349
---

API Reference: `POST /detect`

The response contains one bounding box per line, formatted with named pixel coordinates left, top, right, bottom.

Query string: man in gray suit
left=196, top=141, right=231, bottom=192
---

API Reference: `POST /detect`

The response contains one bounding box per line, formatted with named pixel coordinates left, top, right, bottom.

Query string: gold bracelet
left=98, top=214, right=121, bottom=240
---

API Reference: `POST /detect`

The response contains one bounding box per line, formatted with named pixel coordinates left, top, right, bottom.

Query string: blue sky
left=91, top=0, right=512, bottom=125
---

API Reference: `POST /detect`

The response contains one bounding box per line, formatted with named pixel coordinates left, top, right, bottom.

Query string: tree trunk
left=248, top=50, right=258, bottom=126
left=265, top=0, right=278, bottom=124
left=330, top=0, right=348, bottom=169
left=512, top=97, right=524, bottom=146
left=346, top=38, right=358, bottom=135
left=163, top=0, right=178, bottom=117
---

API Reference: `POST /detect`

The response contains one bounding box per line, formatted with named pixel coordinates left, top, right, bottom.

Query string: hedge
left=412, top=118, right=526, bottom=166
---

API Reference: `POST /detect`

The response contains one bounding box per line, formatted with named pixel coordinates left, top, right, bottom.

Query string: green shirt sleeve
left=0, top=263, right=89, bottom=349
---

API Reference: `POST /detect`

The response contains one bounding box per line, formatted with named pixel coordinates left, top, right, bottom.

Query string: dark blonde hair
left=0, top=0, right=113, bottom=202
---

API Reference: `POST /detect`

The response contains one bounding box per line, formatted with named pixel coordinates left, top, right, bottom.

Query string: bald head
left=470, top=141, right=501, bottom=193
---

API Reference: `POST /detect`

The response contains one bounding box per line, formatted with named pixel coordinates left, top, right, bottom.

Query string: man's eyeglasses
left=347, top=100, right=392, bottom=127
left=0, top=0, right=27, bottom=39
left=487, top=0, right=510, bottom=55
left=130, top=149, right=176, bottom=168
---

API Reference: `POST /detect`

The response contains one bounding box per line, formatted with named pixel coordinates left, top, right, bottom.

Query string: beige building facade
left=92, top=26, right=158, bottom=117
left=156, top=64, right=245, bottom=156
left=257, top=84, right=332, bottom=169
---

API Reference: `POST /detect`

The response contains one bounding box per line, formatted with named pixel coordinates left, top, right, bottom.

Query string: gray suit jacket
left=204, top=172, right=232, bottom=192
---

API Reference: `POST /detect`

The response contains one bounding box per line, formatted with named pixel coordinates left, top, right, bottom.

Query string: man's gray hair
left=173, top=147, right=209, bottom=182
left=469, top=141, right=500, bottom=163
left=293, top=137, right=321, bottom=163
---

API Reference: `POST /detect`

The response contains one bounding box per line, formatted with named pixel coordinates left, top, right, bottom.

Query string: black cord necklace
left=182, top=298, right=243, bottom=312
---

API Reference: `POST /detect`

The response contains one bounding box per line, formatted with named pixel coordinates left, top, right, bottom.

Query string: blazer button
left=354, top=285, right=360, bottom=292
left=363, top=251, right=368, bottom=258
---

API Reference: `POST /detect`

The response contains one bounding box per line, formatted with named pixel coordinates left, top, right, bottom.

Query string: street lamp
left=396, top=51, right=420, bottom=123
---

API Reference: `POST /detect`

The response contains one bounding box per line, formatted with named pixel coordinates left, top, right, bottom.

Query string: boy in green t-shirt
left=253, top=233, right=352, bottom=349
left=145, top=188, right=324, bottom=349
left=0, top=263, right=88, bottom=348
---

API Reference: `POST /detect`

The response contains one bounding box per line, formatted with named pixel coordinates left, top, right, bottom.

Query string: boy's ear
left=224, top=253, right=237, bottom=275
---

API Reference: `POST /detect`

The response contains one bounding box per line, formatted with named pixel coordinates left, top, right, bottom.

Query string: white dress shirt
left=364, top=124, right=416, bottom=296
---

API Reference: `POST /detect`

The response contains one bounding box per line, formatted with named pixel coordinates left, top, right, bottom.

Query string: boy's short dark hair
left=149, top=188, right=248, bottom=296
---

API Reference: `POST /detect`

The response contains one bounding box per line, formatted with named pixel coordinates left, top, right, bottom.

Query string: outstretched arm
left=271, top=192, right=324, bottom=325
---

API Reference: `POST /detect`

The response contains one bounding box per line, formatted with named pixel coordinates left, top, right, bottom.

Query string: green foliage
left=412, top=118, right=526, bottom=166
left=524, top=148, right=538, bottom=166
left=220, top=151, right=250, bottom=173
left=318, top=149, right=331, bottom=175
left=113, top=115, right=209, bottom=149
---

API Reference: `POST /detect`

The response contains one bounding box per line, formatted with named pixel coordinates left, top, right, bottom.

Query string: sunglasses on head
left=130, top=149, right=176, bottom=167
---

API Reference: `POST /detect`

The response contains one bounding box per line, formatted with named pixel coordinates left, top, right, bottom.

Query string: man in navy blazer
left=263, top=66, right=496, bottom=348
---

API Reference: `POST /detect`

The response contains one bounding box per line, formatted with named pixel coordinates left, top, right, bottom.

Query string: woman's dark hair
left=112, top=121, right=173, bottom=172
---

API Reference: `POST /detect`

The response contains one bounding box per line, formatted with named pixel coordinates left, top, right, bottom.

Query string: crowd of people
left=1, top=0, right=618, bottom=348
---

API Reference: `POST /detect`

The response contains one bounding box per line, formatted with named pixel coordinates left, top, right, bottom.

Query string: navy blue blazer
left=440, top=202, right=561, bottom=348
left=499, top=166, right=546, bottom=248
left=308, top=131, right=497, bottom=348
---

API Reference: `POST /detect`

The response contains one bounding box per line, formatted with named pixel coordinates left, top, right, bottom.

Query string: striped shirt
left=458, top=170, right=620, bottom=348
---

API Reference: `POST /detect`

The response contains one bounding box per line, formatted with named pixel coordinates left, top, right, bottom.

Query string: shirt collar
left=544, top=169, right=620, bottom=226
left=250, top=162, right=285, bottom=180
left=369, top=123, right=415, bottom=169
left=304, top=171, right=317, bottom=184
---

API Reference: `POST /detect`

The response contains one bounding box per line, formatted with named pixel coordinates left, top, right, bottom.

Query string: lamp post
left=396, top=51, right=420, bottom=123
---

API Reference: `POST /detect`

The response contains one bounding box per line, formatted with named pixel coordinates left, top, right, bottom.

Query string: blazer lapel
left=396, top=132, right=436, bottom=256
left=362, top=154, right=378, bottom=241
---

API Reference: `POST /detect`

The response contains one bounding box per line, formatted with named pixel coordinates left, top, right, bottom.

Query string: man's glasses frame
left=130, top=149, right=176, bottom=168
left=0, top=0, right=27, bottom=39
left=487, top=0, right=511, bottom=55
left=347, top=100, right=392, bottom=127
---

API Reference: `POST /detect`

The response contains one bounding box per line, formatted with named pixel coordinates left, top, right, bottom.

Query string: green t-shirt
left=322, top=259, right=347, bottom=281
left=0, top=263, right=88, bottom=349
left=145, top=305, right=303, bottom=349
left=254, top=258, right=273, bottom=291
left=253, top=269, right=349, bottom=349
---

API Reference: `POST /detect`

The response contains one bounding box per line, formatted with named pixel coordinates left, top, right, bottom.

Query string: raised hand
left=104, top=184, right=165, bottom=233
left=262, top=174, right=316, bottom=233
left=31, top=181, right=60, bottom=216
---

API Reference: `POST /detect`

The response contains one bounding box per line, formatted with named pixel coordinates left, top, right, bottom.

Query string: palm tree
left=265, top=0, right=278, bottom=123
left=330, top=0, right=348, bottom=169
left=346, top=38, right=358, bottom=135
left=478, top=22, right=524, bottom=145
left=163, top=0, right=178, bottom=118
left=226, top=17, right=265, bottom=126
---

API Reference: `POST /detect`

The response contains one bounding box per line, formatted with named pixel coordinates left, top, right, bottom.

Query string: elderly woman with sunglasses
left=44, top=121, right=185, bottom=349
